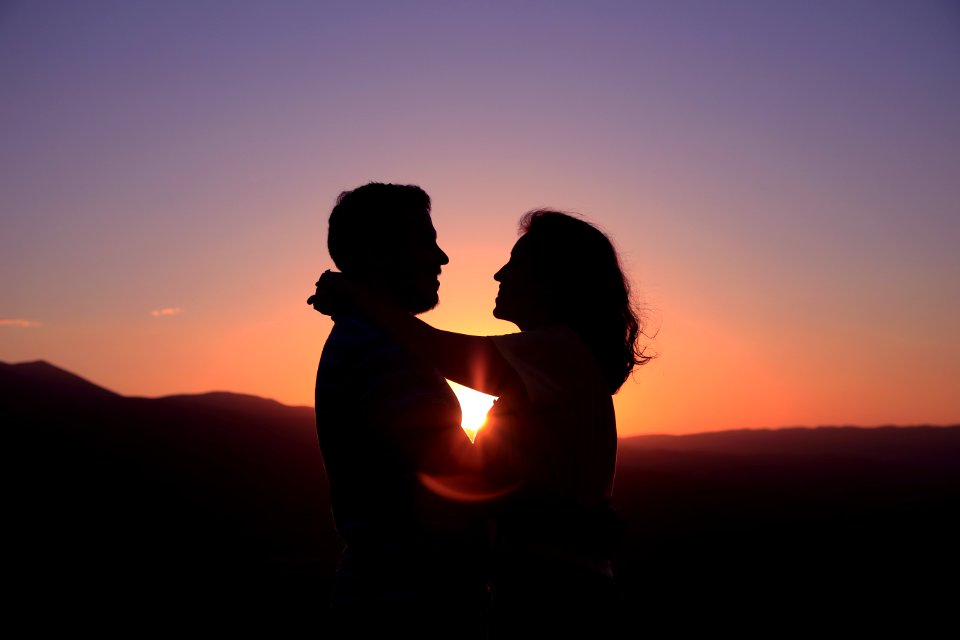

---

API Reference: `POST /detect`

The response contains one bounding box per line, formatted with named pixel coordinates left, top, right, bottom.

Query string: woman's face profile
left=493, top=235, right=547, bottom=330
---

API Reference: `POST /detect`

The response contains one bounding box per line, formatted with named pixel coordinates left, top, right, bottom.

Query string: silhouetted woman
left=311, top=210, right=650, bottom=638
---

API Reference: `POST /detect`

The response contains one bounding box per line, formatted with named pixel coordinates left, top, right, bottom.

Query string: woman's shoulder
left=490, top=325, right=605, bottom=398
left=491, top=323, right=577, bottom=347
left=491, top=324, right=590, bottom=364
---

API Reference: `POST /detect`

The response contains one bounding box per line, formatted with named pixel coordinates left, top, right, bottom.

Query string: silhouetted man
left=312, top=183, right=486, bottom=638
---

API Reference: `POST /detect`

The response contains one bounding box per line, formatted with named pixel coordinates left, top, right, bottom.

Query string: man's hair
left=327, top=182, right=431, bottom=272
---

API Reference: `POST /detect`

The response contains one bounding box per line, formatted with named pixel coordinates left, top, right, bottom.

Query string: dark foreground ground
left=5, top=361, right=957, bottom=634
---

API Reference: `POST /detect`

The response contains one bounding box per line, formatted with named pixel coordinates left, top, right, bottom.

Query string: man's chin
left=407, top=293, right=440, bottom=315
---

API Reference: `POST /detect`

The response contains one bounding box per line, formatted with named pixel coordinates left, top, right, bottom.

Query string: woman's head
left=493, top=209, right=650, bottom=392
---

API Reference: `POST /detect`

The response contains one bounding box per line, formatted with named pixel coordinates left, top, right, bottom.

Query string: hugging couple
left=308, top=181, right=648, bottom=639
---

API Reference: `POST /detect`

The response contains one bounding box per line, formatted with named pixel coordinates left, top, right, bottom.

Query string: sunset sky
left=2, top=1, right=958, bottom=436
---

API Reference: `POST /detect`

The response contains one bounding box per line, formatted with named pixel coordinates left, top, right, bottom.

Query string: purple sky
left=2, top=1, right=958, bottom=434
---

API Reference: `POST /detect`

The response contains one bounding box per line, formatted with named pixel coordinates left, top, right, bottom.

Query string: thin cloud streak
left=0, top=319, right=41, bottom=328
left=151, top=307, right=183, bottom=318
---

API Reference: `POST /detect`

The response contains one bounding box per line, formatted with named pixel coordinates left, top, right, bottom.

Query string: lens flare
left=447, top=380, right=497, bottom=442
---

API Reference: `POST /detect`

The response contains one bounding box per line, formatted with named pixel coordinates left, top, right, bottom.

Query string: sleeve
left=485, top=326, right=615, bottom=501
left=490, top=325, right=582, bottom=406
left=478, top=326, right=582, bottom=487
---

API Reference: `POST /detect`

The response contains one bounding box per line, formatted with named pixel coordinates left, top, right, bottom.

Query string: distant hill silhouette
left=615, top=428, right=959, bottom=634
left=5, top=360, right=336, bottom=631
left=5, top=361, right=957, bottom=633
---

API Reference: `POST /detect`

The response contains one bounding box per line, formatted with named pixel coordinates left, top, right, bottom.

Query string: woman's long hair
left=519, top=209, right=650, bottom=393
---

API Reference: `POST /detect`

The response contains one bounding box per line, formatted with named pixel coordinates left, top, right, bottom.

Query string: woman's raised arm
left=310, top=271, right=520, bottom=397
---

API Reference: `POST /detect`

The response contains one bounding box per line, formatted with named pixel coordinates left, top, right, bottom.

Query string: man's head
left=327, top=182, right=449, bottom=314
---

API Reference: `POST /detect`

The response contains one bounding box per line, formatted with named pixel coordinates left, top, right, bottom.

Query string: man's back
left=315, top=314, right=487, bottom=631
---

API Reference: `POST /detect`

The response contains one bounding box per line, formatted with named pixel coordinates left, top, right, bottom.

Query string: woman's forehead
left=510, top=234, right=535, bottom=258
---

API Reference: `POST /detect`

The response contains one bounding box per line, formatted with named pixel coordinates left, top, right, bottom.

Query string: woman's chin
left=492, top=304, right=514, bottom=324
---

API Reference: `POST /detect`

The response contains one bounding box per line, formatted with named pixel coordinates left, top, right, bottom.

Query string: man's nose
left=436, top=245, right=450, bottom=265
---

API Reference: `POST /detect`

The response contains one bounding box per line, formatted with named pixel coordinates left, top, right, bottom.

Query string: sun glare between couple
left=447, top=380, right=497, bottom=442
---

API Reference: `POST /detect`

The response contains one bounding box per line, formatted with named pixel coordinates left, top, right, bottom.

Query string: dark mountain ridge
left=622, top=424, right=960, bottom=466
left=4, top=361, right=957, bottom=633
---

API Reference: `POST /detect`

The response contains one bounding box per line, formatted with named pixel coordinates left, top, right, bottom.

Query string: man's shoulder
left=320, top=314, right=393, bottom=360
left=316, top=314, right=460, bottom=422
left=328, top=313, right=387, bottom=342
left=318, top=313, right=422, bottom=382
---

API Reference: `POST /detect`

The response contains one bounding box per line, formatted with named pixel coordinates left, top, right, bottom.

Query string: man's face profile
left=370, top=209, right=449, bottom=315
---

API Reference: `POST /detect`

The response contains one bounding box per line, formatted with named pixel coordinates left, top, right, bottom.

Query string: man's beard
left=373, top=272, right=440, bottom=314
left=400, top=289, right=439, bottom=315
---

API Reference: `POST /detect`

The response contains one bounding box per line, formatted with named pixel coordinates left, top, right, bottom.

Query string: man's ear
left=351, top=241, right=393, bottom=277
left=340, top=258, right=377, bottom=289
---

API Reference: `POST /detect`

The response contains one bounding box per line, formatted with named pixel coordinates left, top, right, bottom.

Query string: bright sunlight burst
left=446, top=380, right=497, bottom=442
